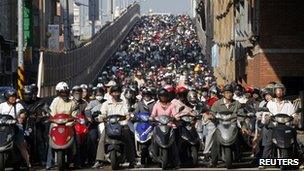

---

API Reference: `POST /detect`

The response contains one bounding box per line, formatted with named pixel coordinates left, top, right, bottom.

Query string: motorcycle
left=74, top=113, right=89, bottom=166
left=178, top=114, right=201, bottom=166
left=25, top=102, right=50, bottom=165
left=0, top=114, right=17, bottom=171
left=268, top=112, right=298, bottom=170
left=49, top=114, right=75, bottom=170
left=133, top=112, right=153, bottom=167
left=104, top=114, right=128, bottom=170
left=212, top=111, right=240, bottom=169
left=150, top=115, right=177, bottom=169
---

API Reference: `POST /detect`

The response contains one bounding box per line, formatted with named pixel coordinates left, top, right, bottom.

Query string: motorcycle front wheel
left=224, top=147, right=233, bottom=169
left=191, top=146, right=198, bottom=166
left=57, top=151, right=65, bottom=171
left=110, top=151, right=120, bottom=170
left=161, top=148, right=169, bottom=169
left=0, top=152, right=5, bottom=171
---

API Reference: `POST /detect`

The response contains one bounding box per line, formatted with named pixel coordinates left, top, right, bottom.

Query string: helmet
left=245, top=86, right=254, bottom=94
left=110, top=85, right=122, bottom=93
left=235, top=84, right=244, bottom=92
left=30, top=84, right=38, bottom=94
left=164, top=85, right=175, bottom=94
left=223, top=84, right=234, bottom=93
left=80, top=84, right=88, bottom=90
left=23, top=85, right=33, bottom=95
left=72, top=85, right=83, bottom=93
left=274, top=83, right=286, bottom=92
left=55, top=82, right=69, bottom=92
left=210, top=86, right=218, bottom=94
left=175, top=86, right=188, bottom=94
left=261, top=88, right=272, bottom=97
left=158, top=88, right=168, bottom=97
left=96, top=83, right=104, bottom=89
left=105, top=80, right=117, bottom=87
left=187, top=90, right=198, bottom=102
left=142, top=87, right=152, bottom=96
left=5, top=89, right=17, bottom=99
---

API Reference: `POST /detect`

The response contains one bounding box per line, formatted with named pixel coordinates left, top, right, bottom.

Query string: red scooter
left=49, top=114, right=75, bottom=170
left=74, top=113, right=89, bottom=167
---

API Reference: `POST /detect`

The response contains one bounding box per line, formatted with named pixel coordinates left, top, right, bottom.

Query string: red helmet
left=245, top=86, right=254, bottom=94
left=164, top=85, right=175, bottom=94
left=175, top=86, right=188, bottom=94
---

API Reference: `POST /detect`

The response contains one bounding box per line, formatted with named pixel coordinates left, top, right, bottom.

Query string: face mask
left=113, top=95, right=120, bottom=101
left=96, top=95, right=103, bottom=101
left=61, top=96, right=69, bottom=102
left=73, top=94, right=81, bottom=101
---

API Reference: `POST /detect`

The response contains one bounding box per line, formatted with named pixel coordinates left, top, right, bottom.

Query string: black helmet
left=235, top=84, right=244, bottom=92
left=5, top=89, right=17, bottom=99
left=274, top=83, right=286, bottom=92
left=110, top=85, right=122, bottom=93
left=142, top=87, right=153, bottom=96
left=30, top=84, right=38, bottom=94
left=261, top=88, right=271, bottom=98
left=72, top=85, right=83, bottom=93
left=23, top=85, right=33, bottom=95
left=158, top=88, right=168, bottom=97
left=223, top=84, right=234, bottom=93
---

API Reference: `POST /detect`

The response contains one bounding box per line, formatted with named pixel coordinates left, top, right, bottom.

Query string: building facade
left=197, top=0, right=304, bottom=95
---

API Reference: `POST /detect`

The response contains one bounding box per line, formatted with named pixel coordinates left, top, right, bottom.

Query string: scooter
left=104, top=114, right=128, bottom=170
left=74, top=113, right=89, bottom=167
left=212, top=111, right=240, bottom=169
left=269, top=113, right=298, bottom=170
left=134, top=112, right=153, bottom=166
left=150, top=115, right=178, bottom=169
left=49, top=114, right=75, bottom=170
left=178, top=114, right=201, bottom=166
left=0, top=114, right=17, bottom=171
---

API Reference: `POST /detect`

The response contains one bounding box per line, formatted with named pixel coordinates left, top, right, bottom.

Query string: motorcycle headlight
left=221, top=114, right=232, bottom=121
left=275, top=116, right=291, bottom=124
left=181, top=116, right=194, bottom=123
left=6, top=134, right=12, bottom=142
left=78, top=118, right=86, bottom=125
left=3, top=119, right=15, bottom=125
left=159, top=125, right=169, bottom=133
left=141, top=115, right=150, bottom=122
left=55, top=118, right=68, bottom=124
left=158, top=116, right=170, bottom=125
left=272, top=138, right=277, bottom=144
left=109, top=117, right=119, bottom=124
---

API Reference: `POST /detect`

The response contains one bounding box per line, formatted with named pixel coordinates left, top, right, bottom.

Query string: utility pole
left=17, top=0, right=25, bottom=99
left=111, top=0, right=114, bottom=21
left=61, top=0, right=70, bottom=49
left=39, top=0, right=45, bottom=48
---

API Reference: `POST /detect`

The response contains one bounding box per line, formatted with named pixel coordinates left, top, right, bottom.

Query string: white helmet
left=55, top=82, right=69, bottom=92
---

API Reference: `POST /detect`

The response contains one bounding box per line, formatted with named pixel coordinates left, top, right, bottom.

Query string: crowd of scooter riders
left=0, top=14, right=303, bottom=170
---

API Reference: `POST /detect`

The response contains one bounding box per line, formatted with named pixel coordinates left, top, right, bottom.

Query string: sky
left=138, top=0, right=192, bottom=15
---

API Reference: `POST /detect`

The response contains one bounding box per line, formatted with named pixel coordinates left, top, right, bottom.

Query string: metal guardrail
left=39, top=4, right=140, bottom=97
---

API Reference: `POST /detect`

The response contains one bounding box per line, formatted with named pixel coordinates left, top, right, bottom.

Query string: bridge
left=37, top=4, right=141, bottom=97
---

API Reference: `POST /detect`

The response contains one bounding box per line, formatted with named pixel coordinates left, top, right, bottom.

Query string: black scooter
left=178, top=114, right=201, bottom=166
left=270, top=113, right=298, bottom=170
left=212, top=111, right=240, bottom=169
left=150, top=115, right=176, bottom=169
left=104, top=114, right=128, bottom=170
left=0, top=114, right=17, bottom=171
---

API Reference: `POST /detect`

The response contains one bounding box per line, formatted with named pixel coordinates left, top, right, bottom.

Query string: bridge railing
left=38, top=4, right=140, bottom=97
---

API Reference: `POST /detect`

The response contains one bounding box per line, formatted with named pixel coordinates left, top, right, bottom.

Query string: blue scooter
left=134, top=112, right=154, bottom=167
